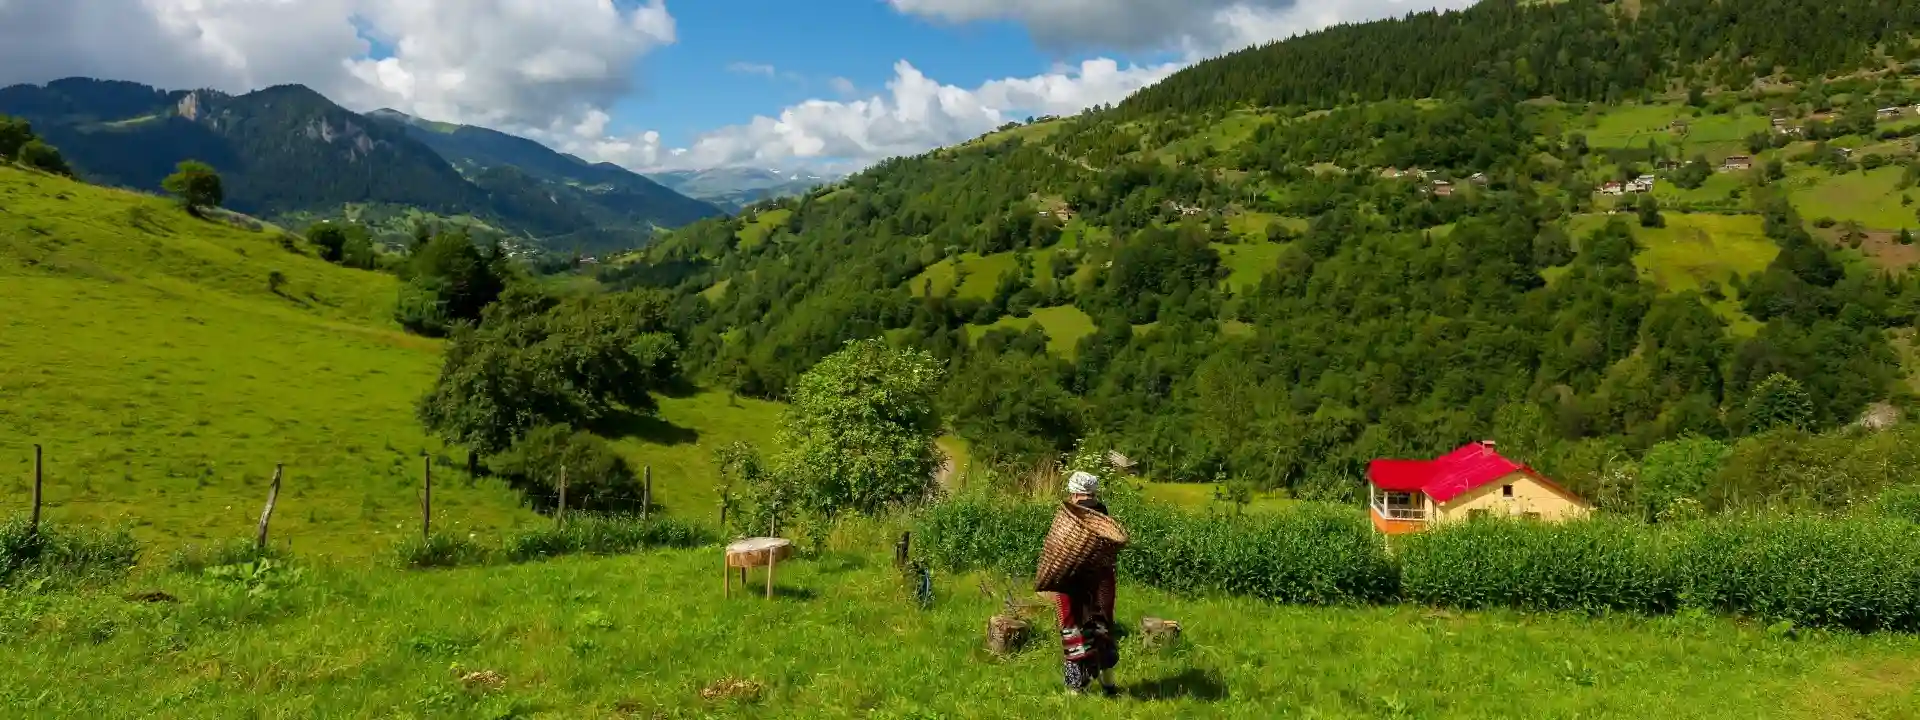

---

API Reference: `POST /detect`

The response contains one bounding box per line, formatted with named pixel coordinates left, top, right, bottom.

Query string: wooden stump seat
left=724, top=537, right=793, bottom=599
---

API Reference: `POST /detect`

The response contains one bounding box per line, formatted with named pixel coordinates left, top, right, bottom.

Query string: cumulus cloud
left=589, top=57, right=1178, bottom=171
left=0, top=0, right=675, bottom=136
left=0, top=0, right=1481, bottom=175
left=889, top=0, right=1478, bottom=56
left=727, top=62, right=778, bottom=78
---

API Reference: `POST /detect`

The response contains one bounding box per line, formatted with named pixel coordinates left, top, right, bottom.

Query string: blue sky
left=1, top=0, right=1474, bottom=172
left=614, top=0, right=1178, bottom=155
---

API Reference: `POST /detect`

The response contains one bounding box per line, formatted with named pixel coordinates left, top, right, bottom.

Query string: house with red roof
left=1365, top=441, right=1592, bottom=535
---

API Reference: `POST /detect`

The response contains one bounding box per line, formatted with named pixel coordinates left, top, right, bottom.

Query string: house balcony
left=1369, top=499, right=1430, bottom=535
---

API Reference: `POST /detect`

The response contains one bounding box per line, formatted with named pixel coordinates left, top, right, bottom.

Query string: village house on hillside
left=1880, top=107, right=1906, bottom=120
left=1598, top=181, right=1624, bottom=196
left=1366, top=441, right=1593, bottom=535
left=1721, top=155, right=1753, bottom=172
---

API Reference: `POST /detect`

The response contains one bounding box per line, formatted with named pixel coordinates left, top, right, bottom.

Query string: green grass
left=1630, top=214, right=1775, bottom=334
left=1224, top=212, right=1305, bottom=242
left=908, top=251, right=1026, bottom=299
left=1584, top=104, right=1684, bottom=149
left=1163, top=111, right=1277, bottom=158
left=1212, top=242, right=1290, bottom=292
left=964, top=305, right=1097, bottom=358
left=1631, top=214, right=1777, bottom=293
left=6, top=547, right=1920, bottom=718
left=1583, top=104, right=1768, bottom=153
left=1786, top=166, right=1920, bottom=231
left=1650, top=172, right=1747, bottom=207
left=735, top=208, right=792, bottom=250
left=603, top=392, right=784, bottom=524
left=0, top=166, right=538, bottom=559
left=1139, top=482, right=1293, bottom=514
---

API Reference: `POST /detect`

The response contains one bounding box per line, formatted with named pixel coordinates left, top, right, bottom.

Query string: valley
left=4, top=0, right=1920, bottom=717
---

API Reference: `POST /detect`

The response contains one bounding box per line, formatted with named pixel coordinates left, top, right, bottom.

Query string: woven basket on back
left=1034, top=501, right=1130, bottom=593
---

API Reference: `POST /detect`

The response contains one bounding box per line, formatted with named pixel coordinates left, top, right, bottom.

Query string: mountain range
left=0, top=77, right=729, bottom=254
left=649, top=167, right=841, bottom=212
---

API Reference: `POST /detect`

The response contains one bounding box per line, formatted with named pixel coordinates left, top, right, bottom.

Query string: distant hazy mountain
left=650, top=167, right=840, bottom=211
left=0, top=78, right=722, bottom=254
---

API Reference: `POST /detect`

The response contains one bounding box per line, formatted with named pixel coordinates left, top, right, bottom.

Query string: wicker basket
left=1034, top=502, right=1130, bottom=593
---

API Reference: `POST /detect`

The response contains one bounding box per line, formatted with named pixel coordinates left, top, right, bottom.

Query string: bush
left=0, top=519, right=140, bottom=587
left=501, top=515, right=711, bottom=562
left=1398, top=517, right=1680, bottom=613
left=166, top=538, right=287, bottom=574
left=16, top=140, right=71, bottom=176
left=488, top=425, right=640, bottom=513
left=390, top=533, right=494, bottom=570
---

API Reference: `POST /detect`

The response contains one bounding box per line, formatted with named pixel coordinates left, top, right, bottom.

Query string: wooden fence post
left=29, top=444, right=43, bottom=537
left=422, top=457, right=432, bottom=540
left=895, top=531, right=911, bottom=570
left=642, top=465, right=652, bottom=520
left=556, top=464, right=567, bottom=527
left=255, top=464, right=282, bottom=553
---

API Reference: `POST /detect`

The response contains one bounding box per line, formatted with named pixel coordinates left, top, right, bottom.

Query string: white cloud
left=0, top=0, right=676, bottom=138
left=603, top=57, right=1178, bottom=171
left=727, top=62, right=777, bottom=78
left=888, top=0, right=1478, bottom=56
left=0, top=0, right=1480, bottom=178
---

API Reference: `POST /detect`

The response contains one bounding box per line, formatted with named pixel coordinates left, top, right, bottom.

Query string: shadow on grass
left=728, top=585, right=817, bottom=601
left=654, top=376, right=705, bottom=399
left=594, top=409, right=700, bottom=446
left=1123, top=669, right=1229, bottom=702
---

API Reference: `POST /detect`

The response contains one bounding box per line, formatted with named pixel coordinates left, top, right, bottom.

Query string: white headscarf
left=1067, top=471, right=1100, bottom=496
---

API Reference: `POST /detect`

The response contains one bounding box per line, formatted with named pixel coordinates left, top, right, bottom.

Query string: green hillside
left=0, top=165, right=546, bottom=556
left=625, top=0, right=1920, bottom=497
left=0, top=163, right=795, bottom=556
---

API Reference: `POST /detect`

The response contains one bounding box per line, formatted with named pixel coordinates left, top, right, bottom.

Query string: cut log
left=1140, top=617, right=1181, bottom=648
left=725, top=537, right=794, bottom=568
left=987, top=613, right=1030, bottom=656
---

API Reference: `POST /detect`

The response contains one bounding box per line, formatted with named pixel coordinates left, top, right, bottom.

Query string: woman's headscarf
left=1067, top=471, right=1100, bottom=496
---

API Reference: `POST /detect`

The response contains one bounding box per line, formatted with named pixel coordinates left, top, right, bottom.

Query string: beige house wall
left=1434, top=471, right=1591, bottom=524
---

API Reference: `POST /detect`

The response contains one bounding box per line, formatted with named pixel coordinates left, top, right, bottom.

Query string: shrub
left=166, top=538, right=287, bottom=574
left=16, top=140, right=71, bottom=176
left=0, top=519, right=140, bottom=587
left=1398, top=517, right=1680, bottom=614
left=1874, top=485, right=1920, bottom=524
left=500, top=515, right=711, bottom=562
left=488, top=425, right=640, bottom=513
left=390, top=533, right=493, bottom=570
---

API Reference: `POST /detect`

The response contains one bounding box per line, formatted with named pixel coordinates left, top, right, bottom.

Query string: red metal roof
left=1366, top=442, right=1529, bottom=504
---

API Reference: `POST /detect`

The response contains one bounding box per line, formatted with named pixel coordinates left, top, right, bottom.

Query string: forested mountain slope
left=613, top=0, right=1920, bottom=502
left=0, top=78, right=721, bottom=254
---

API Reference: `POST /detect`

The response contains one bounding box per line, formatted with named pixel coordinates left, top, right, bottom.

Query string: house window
left=1502, top=484, right=1514, bottom=497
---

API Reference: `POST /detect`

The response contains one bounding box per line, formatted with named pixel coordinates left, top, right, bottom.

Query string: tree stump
left=987, top=613, right=1030, bottom=656
left=1140, top=617, right=1181, bottom=649
left=724, top=537, right=794, bottom=599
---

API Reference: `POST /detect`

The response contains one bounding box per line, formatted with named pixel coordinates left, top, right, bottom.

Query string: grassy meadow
left=963, top=305, right=1096, bottom=358
left=0, top=167, right=542, bottom=558
left=1787, top=166, right=1919, bottom=231
left=0, top=166, right=789, bottom=558
left=5, top=547, right=1920, bottom=719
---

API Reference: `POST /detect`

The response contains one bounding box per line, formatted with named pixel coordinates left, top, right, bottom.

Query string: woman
left=1056, top=470, right=1119, bottom=695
